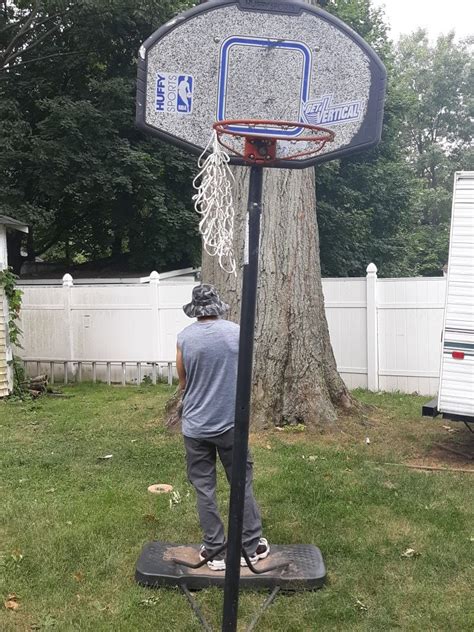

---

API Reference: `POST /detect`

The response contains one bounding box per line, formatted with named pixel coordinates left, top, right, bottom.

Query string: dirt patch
left=251, top=411, right=474, bottom=470
left=408, top=429, right=474, bottom=469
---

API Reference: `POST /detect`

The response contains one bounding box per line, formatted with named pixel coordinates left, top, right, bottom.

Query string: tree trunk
left=201, top=166, right=352, bottom=429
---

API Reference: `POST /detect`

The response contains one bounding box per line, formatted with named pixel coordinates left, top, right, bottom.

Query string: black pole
left=222, top=165, right=264, bottom=632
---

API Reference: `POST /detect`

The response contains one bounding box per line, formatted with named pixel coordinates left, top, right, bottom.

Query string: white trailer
left=423, top=171, right=474, bottom=424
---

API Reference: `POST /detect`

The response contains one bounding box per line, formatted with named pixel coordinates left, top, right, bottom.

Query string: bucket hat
left=183, top=284, right=229, bottom=318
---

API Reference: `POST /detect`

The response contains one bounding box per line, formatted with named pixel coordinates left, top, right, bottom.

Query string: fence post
left=366, top=263, right=379, bottom=391
left=62, top=274, right=74, bottom=383
left=149, top=271, right=161, bottom=375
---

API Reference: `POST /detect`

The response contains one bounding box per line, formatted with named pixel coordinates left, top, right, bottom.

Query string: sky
left=370, top=0, right=473, bottom=41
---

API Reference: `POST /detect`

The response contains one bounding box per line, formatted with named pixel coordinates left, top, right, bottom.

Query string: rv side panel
left=437, top=171, right=474, bottom=419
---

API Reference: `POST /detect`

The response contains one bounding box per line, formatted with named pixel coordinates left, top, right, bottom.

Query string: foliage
left=0, top=1, right=471, bottom=277
left=0, top=0, right=200, bottom=273
left=314, top=0, right=419, bottom=277
left=393, top=31, right=473, bottom=275
left=0, top=267, right=22, bottom=346
left=9, top=355, right=30, bottom=399
left=0, top=267, right=28, bottom=396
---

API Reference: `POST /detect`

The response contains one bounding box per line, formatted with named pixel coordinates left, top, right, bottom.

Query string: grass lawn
left=1, top=384, right=473, bottom=631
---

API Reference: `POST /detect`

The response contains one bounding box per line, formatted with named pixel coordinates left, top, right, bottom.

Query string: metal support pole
left=222, top=165, right=263, bottom=632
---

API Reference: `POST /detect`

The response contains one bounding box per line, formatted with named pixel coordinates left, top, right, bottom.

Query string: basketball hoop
left=193, top=120, right=335, bottom=274
left=136, top=1, right=387, bottom=627
left=213, top=119, right=335, bottom=165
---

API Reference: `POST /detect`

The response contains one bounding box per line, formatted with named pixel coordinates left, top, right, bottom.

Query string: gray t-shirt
left=177, top=319, right=240, bottom=438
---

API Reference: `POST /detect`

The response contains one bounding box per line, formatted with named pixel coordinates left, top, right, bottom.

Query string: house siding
left=0, top=287, right=9, bottom=397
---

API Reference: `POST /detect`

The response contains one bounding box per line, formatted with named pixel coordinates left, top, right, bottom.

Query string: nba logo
left=177, top=75, right=193, bottom=113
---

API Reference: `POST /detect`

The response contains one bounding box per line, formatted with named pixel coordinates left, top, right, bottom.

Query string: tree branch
left=1, top=0, right=39, bottom=66
left=0, top=50, right=83, bottom=75
left=3, top=22, right=61, bottom=67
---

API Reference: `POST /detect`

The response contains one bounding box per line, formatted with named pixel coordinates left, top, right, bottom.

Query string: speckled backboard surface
left=136, top=0, right=386, bottom=168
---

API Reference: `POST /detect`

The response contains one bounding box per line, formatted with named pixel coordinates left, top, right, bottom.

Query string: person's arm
left=176, top=344, right=186, bottom=391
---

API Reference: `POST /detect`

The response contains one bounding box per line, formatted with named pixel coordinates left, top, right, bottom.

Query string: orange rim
left=213, top=119, right=335, bottom=164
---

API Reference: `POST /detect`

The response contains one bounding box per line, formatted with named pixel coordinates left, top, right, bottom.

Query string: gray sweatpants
left=183, top=427, right=262, bottom=556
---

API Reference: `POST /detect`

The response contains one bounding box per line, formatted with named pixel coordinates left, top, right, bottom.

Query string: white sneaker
left=241, top=538, right=270, bottom=567
left=199, top=545, right=226, bottom=571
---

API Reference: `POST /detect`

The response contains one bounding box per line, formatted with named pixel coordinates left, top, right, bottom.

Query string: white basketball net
left=192, top=131, right=236, bottom=275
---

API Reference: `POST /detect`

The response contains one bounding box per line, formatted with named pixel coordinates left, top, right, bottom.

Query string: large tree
left=202, top=167, right=352, bottom=428
left=202, top=0, right=396, bottom=428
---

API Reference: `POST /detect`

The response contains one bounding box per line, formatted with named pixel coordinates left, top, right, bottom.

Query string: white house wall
left=0, top=288, right=9, bottom=397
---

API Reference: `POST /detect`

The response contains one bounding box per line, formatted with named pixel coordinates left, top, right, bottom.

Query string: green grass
left=1, top=385, right=473, bottom=631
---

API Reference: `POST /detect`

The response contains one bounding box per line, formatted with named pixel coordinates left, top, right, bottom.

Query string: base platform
left=135, top=542, right=326, bottom=591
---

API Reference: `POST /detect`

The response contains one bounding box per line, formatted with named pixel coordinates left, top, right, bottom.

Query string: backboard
left=136, top=0, right=387, bottom=168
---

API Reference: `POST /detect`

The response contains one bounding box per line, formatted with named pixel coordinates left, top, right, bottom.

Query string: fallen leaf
left=266, top=444, right=272, bottom=450
left=169, top=490, right=182, bottom=507
left=355, top=598, right=368, bottom=612
left=140, top=596, right=160, bottom=607
left=401, top=547, right=420, bottom=558
left=11, top=549, right=23, bottom=563
left=73, top=571, right=84, bottom=582
left=4, top=593, right=20, bottom=610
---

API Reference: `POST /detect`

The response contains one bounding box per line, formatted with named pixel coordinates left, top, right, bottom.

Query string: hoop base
left=136, top=541, right=327, bottom=590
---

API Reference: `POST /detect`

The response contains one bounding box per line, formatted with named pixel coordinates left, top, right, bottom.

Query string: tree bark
left=201, top=166, right=352, bottom=429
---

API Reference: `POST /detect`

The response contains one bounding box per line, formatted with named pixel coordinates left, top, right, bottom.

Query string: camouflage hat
left=183, top=284, right=229, bottom=318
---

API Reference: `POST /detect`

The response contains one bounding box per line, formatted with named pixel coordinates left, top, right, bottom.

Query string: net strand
left=192, top=131, right=236, bottom=275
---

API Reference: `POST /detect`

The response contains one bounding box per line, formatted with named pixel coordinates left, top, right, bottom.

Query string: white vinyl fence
left=16, top=265, right=446, bottom=395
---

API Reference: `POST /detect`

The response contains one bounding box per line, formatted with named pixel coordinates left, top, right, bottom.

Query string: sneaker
left=241, top=537, right=270, bottom=567
left=199, top=545, right=226, bottom=571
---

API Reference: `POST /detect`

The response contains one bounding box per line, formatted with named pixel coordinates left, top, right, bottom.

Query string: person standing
left=176, top=284, right=269, bottom=571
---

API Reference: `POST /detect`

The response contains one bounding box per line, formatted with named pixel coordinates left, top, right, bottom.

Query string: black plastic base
left=135, top=542, right=326, bottom=591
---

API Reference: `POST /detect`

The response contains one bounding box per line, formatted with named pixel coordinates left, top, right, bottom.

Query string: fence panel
left=16, top=268, right=448, bottom=395
left=377, top=278, right=445, bottom=394
left=19, top=286, right=68, bottom=360
left=323, top=277, right=368, bottom=389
